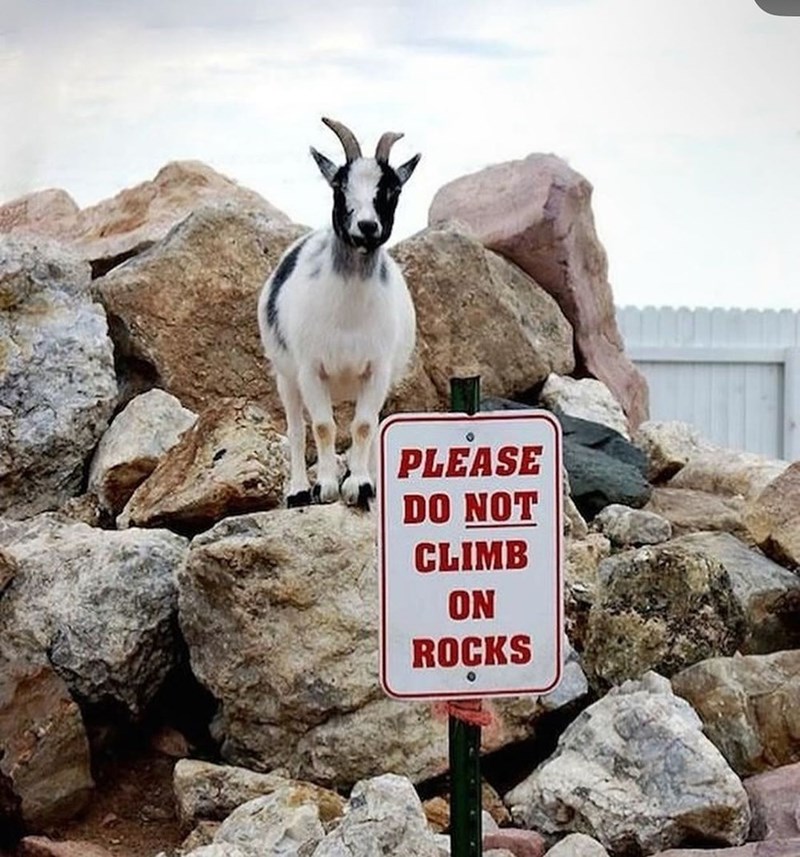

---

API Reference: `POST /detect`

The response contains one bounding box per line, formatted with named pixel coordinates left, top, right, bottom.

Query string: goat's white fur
left=257, top=182, right=416, bottom=506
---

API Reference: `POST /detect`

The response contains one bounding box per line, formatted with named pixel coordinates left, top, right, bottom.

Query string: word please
left=397, top=445, right=543, bottom=478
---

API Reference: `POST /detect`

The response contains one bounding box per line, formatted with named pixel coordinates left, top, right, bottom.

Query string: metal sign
left=378, top=410, right=563, bottom=700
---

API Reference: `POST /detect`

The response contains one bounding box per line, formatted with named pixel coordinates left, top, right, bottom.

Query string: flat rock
left=0, top=234, right=117, bottom=518
left=429, top=154, right=648, bottom=428
left=744, top=763, right=800, bottom=841
left=744, top=461, right=800, bottom=568
left=584, top=539, right=746, bottom=688
left=672, top=532, right=800, bottom=654
left=0, top=161, right=290, bottom=274
left=95, top=203, right=307, bottom=413
left=174, top=759, right=344, bottom=833
left=592, top=503, right=672, bottom=547
left=88, top=388, right=197, bottom=515
left=644, top=487, right=748, bottom=540
left=0, top=646, right=93, bottom=828
left=388, top=224, right=575, bottom=413
left=669, top=450, right=788, bottom=501
left=671, top=650, right=800, bottom=777
left=505, top=672, right=750, bottom=855
left=0, top=515, right=188, bottom=714
left=119, top=398, right=285, bottom=533
left=17, top=837, right=115, bottom=857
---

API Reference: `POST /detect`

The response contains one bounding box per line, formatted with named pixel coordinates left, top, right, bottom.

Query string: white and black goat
left=258, top=117, right=420, bottom=509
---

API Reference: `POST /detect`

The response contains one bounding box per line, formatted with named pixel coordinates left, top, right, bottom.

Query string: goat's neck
left=331, top=233, right=381, bottom=281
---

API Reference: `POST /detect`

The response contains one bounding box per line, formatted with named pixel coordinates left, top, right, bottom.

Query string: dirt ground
left=39, top=750, right=184, bottom=857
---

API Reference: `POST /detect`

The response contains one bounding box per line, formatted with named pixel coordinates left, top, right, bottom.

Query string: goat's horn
left=321, top=117, right=362, bottom=162
left=375, top=131, right=404, bottom=163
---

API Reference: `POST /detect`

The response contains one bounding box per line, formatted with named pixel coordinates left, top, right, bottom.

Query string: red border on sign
left=377, top=411, right=564, bottom=700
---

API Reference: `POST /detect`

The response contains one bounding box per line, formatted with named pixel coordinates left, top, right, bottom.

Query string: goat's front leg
left=297, top=365, right=340, bottom=504
left=276, top=373, right=312, bottom=508
left=342, top=364, right=391, bottom=509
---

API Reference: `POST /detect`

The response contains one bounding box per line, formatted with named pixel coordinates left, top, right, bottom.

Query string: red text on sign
left=464, top=490, right=539, bottom=524
left=448, top=589, right=496, bottom=620
left=414, top=539, right=528, bottom=572
left=397, top=445, right=542, bottom=479
left=411, top=634, right=533, bottom=668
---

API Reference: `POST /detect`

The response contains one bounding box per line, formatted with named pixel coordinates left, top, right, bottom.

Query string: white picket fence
left=615, top=306, right=800, bottom=461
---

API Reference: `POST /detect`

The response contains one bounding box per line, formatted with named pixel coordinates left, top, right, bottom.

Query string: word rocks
left=378, top=411, right=563, bottom=700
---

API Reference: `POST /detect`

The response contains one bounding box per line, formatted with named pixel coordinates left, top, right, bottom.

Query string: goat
left=257, top=117, right=420, bottom=509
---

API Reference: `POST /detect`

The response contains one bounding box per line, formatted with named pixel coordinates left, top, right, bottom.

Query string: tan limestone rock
left=744, top=460, right=800, bottom=568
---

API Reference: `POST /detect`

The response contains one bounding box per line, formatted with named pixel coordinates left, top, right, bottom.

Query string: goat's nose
left=357, top=219, right=379, bottom=237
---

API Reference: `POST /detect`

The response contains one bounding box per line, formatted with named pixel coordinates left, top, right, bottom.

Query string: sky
left=1, top=0, right=799, bottom=310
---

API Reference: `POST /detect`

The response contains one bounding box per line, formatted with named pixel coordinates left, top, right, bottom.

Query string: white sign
left=378, top=410, right=563, bottom=700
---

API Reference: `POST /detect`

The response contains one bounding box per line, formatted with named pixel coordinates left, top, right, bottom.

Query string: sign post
left=378, top=382, right=563, bottom=857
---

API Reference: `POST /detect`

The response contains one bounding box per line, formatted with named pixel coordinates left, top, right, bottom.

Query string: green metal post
left=449, top=375, right=482, bottom=857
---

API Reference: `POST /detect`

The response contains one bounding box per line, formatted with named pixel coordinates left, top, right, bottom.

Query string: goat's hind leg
left=277, top=374, right=312, bottom=508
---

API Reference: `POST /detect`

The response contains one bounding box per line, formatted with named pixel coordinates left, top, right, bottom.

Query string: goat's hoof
left=312, top=481, right=340, bottom=504
left=287, top=490, right=312, bottom=508
left=342, top=475, right=375, bottom=510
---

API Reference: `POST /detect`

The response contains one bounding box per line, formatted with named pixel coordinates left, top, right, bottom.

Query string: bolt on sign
left=378, top=411, right=563, bottom=700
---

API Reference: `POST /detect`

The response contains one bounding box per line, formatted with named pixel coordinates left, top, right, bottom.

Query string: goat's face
left=310, top=118, right=420, bottom=254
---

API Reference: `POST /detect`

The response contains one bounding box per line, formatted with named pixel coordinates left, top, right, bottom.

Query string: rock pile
left=1, top=158, right=799, bottom=857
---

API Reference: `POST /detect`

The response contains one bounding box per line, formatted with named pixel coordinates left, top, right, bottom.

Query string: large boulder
left=0, top=515, right=188, bottom=715
left=0, top=162, right=290, bottom=275
left=584, top=539, right=746, bottom=687
left=505, top=672, right=750, bottom=856
left=118, top=399, right=286, bottom=533
left=428, top=155, right=648, bottom=429
left=178, top=505, right=579, bottom=787
left=672, top=532, right=800, bottom=654
left=0, top=644, right=93, bottom=829
left=388, top=224, right=574, bottom=413
left=0, top=235, right=117, bottom=518
left=671, top=650, right=800, bottom=777
left=94, top=203, right=306, bottom=412
left=744, top=461, right=800, bottom=568
left=87, top=388, right=198, bottom=515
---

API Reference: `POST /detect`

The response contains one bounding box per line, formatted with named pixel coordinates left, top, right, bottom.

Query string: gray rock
left=505, top=672, right=750, bottom=855
left=672, top=532, right=800, bottom=654
left=0, top=515, right=187, bottom=714
left=88, top=388, right=197, bottom=515
left=212, top=786, right=327, bottom=857
left=584, top=539, right=746, bottom=688
left=541, top=374, right=630, bottom=439
left=546, top=834, right=610, bottom=857
left=311, top=774, right=441, bottom=857
left=671, top=650, right=800, bottom=777
left=0, top=234, right=117, bottom=518
left=592, top=503, right=672, bottom=547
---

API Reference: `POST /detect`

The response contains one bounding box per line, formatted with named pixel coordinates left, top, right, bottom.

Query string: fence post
left=449, top=376, right=483, bottom=857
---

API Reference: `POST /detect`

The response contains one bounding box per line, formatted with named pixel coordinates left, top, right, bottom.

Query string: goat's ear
left=310, top=147, right=339, bottom=186
left=396, top=153, right=421, bottom=186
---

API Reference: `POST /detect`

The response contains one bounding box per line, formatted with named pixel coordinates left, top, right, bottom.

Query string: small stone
left=483, top=828, right=547, bottom=857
